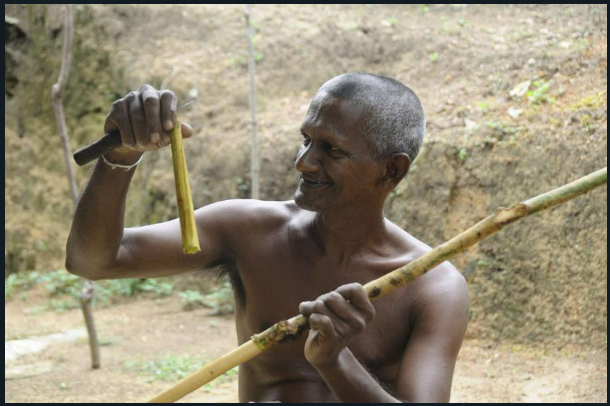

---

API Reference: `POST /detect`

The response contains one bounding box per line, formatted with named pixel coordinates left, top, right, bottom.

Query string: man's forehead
left=302, top=91, right=366, bottom=137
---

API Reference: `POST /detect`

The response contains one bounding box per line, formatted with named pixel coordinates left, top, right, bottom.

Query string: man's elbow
left=65, top=256, right=109, bottom=281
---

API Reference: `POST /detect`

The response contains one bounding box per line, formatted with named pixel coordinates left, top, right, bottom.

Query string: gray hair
left=319, top=72, right=426, bottom=161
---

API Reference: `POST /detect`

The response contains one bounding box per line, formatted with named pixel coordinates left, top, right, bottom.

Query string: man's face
left=294, top=91, right=384, bottom=213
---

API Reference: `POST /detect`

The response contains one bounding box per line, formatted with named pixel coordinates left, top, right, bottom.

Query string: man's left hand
left=299, top=283, right=376, bottom=368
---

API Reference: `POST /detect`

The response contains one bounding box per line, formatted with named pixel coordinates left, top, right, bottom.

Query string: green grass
left=6, top=269, right=176, bottom=312
left=126, top=355, right=207, bottom=382
left=7, top=270, right=235, bottom=317
left=5, top=271, right=41, bottom=300
left=125, top=354, right=238, bottom=383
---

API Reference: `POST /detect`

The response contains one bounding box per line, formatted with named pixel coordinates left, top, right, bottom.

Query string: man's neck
left=312, top=206, right=389, bottom=265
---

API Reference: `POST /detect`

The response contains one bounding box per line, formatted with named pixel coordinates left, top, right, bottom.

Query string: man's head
left=317, top=72, right=426, bottom=161
left=294, top=72, right=426, bottom=213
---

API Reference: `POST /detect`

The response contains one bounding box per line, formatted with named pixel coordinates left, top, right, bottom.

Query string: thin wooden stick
left=147, top=167, right=607, bottom=403
left=245, top=4, right=260, bottom=199
left=51, top=4, right=101, bottom=370
left=170, top=121, right=200, bottom=254
left=51, top=4, right=78, bottom=204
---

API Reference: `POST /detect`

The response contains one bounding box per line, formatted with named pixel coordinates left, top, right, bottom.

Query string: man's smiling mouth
left=301, top=176, right=333, bottom=188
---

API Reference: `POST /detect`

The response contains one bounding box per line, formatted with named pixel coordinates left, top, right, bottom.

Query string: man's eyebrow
left=300, top=125, right=351, bottom=151
left=301, top=126, right=337, bottom=140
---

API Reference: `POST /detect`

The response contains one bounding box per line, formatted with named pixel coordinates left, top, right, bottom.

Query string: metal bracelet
left=101, top=153, right=143, bottom=171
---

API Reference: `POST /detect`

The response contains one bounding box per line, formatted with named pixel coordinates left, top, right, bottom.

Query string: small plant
left=236, top=177, right=251, bottom=199
left=580, top=114, right=594, bottom=133
left=458, top=148, right=468, bottom=161
left=569, top=90, right=607, bottom=111
left=485, top=120, right=519, bottom=139
left=136, top=279, right=173, bottom=297
left=228, top=54, right=247, bottom=67
left=5, top=275, right=16, bottom=300
left=527, top=80, right=556, bottom=105
left=96, top=278, right=174, bottom=303
left=42, top=270, right=81, bottom=297
left=127, top=354, right=238, bottom=384
left=128, top=355, right=207, bottom=382
left=201, top=283, right=235, bottom=315
left=180, top=282, right=235, bottom=315
left=98, top=337, right=118, bottom=347
left=381, top=16, right=397, bottom=27
left=420, top=4, right=429, bottom=13
left=429, top=52, right=440, bottom=62
left=46, top=297, right=80, bottom=313
left=179, top=289, right=207, bottom=310
left=229, top=53, right=263, bottom=67
left=476, top=101, right=489, bottom=111
left=5, top=271, right=41, bottom=300
left=223, top=366, right=239, bottom=379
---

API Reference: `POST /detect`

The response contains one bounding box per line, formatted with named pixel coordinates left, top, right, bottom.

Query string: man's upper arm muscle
left=396, top=266, right=469, bottom=402
left=103, top=200, right=247, bottom=279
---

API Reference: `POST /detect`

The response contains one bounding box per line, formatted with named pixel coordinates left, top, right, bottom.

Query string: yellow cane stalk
left=170, top=121, right=200, bottom=254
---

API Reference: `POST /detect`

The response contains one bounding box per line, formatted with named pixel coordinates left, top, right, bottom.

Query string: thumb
left=181, top=122, right=194, bottom=139
left=306, top=328, right=320, bottom=348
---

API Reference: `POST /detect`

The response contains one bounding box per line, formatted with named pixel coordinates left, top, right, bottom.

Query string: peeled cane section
left=170, top=121, right=200, bottom=254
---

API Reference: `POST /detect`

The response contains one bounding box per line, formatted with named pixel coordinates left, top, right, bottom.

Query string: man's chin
left=294, top=190, right=323, bottom=212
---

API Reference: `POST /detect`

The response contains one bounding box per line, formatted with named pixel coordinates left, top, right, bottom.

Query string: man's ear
left=380, top=153, right=411, bottom=187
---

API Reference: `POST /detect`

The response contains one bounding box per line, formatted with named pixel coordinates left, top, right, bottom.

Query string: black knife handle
left=73, top=130, right=123, bottom=166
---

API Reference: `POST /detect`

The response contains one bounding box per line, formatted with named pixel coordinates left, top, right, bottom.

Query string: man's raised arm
left=65, top=85, right=218, bottom=281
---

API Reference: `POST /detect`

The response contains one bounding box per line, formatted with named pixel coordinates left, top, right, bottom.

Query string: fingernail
left=150, top=132, right=160, bottom=143
left=164, top=120, right=173, bottom=131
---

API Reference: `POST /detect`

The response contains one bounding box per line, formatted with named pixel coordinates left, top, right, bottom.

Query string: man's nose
left=294, top=144, right=321, bottom=173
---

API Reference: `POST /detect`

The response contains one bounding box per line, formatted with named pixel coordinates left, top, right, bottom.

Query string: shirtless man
left=66, top=72, right=469, bottom=403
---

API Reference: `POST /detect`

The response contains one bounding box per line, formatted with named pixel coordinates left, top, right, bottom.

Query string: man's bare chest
left=229, top=242, right=416, bottom=382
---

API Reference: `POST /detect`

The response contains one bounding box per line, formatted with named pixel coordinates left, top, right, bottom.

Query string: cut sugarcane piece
left=170, top=121, right=200, bottom=254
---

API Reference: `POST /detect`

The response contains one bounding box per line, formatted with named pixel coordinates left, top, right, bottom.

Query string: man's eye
left=328, top=145, right=343, bottom=154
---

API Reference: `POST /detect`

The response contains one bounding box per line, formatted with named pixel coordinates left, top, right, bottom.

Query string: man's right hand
left=103, top=85, right=194, bottom=162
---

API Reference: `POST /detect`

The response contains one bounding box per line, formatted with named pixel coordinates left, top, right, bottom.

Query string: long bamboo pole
left=147, top=166, right=607, bottom=403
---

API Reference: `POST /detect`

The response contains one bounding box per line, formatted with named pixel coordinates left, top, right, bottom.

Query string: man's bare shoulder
left=384, top=219, right=468, bottom=309
left=196, top=199, right=301, bottom=231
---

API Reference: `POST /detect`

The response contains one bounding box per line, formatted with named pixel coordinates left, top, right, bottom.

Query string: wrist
left=311, top=348, right=352, bottom=374
left=103, top=149, right=144, bottom=166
